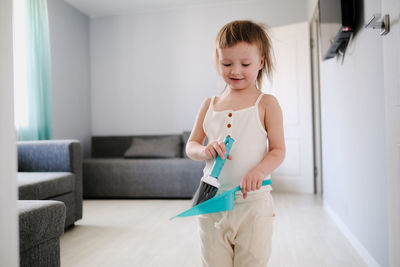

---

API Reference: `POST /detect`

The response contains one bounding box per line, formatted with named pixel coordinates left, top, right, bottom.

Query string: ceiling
left=64, top=0, right=257, bottom=18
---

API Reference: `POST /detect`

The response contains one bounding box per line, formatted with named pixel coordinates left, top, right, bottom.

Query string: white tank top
left=202, top=93, right=272, bottom=196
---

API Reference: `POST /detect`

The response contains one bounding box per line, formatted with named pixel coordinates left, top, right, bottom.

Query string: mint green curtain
left=17, top=0, right=52, bottom=140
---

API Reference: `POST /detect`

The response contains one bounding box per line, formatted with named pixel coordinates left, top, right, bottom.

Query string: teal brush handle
left=209, top=136, right=235, bottom=179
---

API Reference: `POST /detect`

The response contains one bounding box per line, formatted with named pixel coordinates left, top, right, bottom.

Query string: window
left=12, top=0, right=52, bottom=141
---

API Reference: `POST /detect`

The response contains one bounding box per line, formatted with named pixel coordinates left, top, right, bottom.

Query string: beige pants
left=197, top=190, right=275, bottom=267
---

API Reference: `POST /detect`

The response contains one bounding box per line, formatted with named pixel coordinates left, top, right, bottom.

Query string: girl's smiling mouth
left=230, top=78, right=244, bottom=81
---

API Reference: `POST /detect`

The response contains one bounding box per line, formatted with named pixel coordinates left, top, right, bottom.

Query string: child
left=186, top=20, right=285, bottom=266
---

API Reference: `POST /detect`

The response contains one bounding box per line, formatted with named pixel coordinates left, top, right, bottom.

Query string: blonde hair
left=214, top=20, right=274, bottom=89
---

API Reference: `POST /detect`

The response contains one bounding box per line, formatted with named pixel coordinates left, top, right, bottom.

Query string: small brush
left=192, top=136, right=234, bottom=206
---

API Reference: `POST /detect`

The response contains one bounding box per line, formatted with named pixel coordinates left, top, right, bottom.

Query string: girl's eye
left=222, top=63, right=231, bottom=67
left=242, top=64, right=250, bottom=67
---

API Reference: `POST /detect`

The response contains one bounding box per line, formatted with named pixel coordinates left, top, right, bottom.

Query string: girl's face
left=217, top=41, right=264, bottom=91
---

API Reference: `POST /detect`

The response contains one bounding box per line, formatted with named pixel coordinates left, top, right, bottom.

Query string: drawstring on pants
left=214, top=211, right=229, bottom=229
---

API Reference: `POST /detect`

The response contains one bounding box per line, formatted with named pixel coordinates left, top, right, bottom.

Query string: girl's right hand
left=202, top=141, right=233, bottom=161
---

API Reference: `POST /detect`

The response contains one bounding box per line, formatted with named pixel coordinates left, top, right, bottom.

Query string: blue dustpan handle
left=236, top=179, right=272, bottom=193
left=209, top=136, right=235, bottom=179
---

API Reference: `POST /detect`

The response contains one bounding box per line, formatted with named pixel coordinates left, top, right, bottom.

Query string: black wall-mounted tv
left=319, top=0, right=358, bottom=60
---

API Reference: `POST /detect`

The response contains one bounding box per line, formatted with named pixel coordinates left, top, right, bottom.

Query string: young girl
left=186, top=20, right=285, bottom=266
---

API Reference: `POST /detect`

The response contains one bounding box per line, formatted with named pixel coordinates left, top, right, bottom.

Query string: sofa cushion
left=83, top=158, right=205, bottom=198
left=18, top=172, right=75, bottom=200
left=18, top=200, right=66, bottom=252
left=92, top=135, right=183, bottom=158
left=124, top=136, right=182, bottom=158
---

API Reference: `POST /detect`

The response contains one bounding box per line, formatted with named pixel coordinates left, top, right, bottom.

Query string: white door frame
left=0, top=0, right=20, bottom=266
left=310, top=7, right=323, bottom=196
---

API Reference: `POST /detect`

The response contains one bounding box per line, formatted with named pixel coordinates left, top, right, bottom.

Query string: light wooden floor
left=61, top=193, right=367, bottom=267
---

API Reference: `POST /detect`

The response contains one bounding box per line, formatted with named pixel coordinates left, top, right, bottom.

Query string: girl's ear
left=259, top=57, right=265, bottom=70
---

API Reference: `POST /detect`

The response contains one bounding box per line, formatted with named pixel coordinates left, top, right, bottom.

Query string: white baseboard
left=323, top=202, right=381, bottom=267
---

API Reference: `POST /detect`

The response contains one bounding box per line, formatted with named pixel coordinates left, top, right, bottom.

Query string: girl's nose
left=230, top=65, right=241, bottom=76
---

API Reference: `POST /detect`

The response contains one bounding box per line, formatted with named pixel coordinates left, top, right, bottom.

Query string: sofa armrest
left=17, top=140, right=83, bottom=221
left=17, top=140, right=79, bottom=172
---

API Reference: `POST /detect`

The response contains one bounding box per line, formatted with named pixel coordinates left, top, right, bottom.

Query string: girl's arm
left=241, top=94, right=286, bottom=198
left=186, top=97, right=232, bottom=161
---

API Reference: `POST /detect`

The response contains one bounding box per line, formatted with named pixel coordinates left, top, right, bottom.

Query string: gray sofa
left=17, top=140, right=83, bottom=267
left=83, top=132, right=205, bottom=198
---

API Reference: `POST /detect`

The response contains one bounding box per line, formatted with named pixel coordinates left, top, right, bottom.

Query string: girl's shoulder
left=198, top=96, right=214, bottom=113
left=259, top=93, right=280, bottom=110
left=202, top=96, right=214, bottom=107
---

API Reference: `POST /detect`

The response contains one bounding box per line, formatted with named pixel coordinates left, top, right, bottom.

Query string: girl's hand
left=240, top=167, right=265, bottom=199
left=202, top=140, right=233, bottom=161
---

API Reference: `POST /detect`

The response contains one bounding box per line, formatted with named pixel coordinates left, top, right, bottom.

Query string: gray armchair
left=17, top=139, right=83, bottom=228
left=16, top=140, right=83, bottom=267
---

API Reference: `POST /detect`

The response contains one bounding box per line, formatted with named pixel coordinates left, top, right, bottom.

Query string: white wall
left=0, top=0, right=19, bottom=266
left=307, top=0, right=318, bottom=20
left=319, top=0, right=389, bottom=266
left=48, top=0, right=92, bottom=157
left=90, top=0, right=309, bottom=135
left=381, top=0, right=400, bottom=265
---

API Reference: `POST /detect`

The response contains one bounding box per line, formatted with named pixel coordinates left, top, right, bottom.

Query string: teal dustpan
left=170, top=179, right=272, bottom=220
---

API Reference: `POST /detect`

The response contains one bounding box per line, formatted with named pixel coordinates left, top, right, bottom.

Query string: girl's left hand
left=240, top=167, right=265, bottom=199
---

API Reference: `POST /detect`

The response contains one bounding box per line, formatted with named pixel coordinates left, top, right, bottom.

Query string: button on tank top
left=202, top=93, right=272, bottom=196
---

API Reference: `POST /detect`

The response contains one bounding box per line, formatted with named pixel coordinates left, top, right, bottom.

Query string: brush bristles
left=192, top=181, right=218, bottom=206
